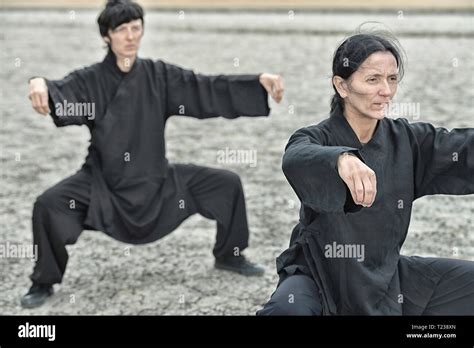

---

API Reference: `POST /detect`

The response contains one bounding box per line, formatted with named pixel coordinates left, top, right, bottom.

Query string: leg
left=174, top=164, right=263, bottom=276
left=178, top=165, right=250, bottom=258
left=257, top=274, right=323, bottom=316
left=422, top=258, right=474, bottom=315
left=30, top=169, right=91, bottom=285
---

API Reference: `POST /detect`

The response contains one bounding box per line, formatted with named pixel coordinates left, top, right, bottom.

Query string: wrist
left=29, top=76, right=45, bottom=84
left=337, top=151, right=356, bottom=168
left=340, top=152, right=356, bottom=158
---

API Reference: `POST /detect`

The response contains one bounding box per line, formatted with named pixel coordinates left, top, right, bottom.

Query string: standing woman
left=258, top=30, right=474, bottom=315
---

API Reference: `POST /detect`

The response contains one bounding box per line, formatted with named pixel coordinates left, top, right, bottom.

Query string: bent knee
left=35, top=190, right=58, bottom=210
left=257, top=299, right=319, bottom=316
left=212, top=169, right=243, bottom=193
left=221, top=169, right=242, bottom=185
left=34, top=187, right=70, bottom=214
left=257, top=275, right=323, bottom=316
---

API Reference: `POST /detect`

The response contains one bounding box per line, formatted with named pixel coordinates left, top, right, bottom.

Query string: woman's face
left=106, top=19, right=144, bottom=59
left=337, top=51, right=399, bottom=120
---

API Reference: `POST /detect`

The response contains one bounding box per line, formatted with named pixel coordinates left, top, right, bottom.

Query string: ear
left=104, top=36, right=110, bottom=44
left=332, top=75, right=348, bottom=98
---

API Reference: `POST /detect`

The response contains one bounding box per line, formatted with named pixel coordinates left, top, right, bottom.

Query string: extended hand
left=337, top=152, right=377, bottom=207
left=259, top=73, right=284, bottom=103
left=28, top=77, right=50, bottom=115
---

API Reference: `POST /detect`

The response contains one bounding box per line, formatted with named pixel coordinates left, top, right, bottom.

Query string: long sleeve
left=162, top=61, right=270, bottom=119
left=45, top=69, right=91, bottom=127
left=282, top=127, right=363, bottom=215
left=409, top=121, right=474, bottom=199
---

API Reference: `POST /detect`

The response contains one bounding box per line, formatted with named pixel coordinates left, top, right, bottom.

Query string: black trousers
left=30, top=164, right=250, bottom=285
left=257, top=257, right=474, bottom=315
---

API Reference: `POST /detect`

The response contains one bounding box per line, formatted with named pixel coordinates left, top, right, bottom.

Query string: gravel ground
left=0, top=10, right=473, bottom=315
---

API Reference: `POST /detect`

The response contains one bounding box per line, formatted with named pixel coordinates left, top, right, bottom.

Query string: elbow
left=281, top=147, right=298, bottom=179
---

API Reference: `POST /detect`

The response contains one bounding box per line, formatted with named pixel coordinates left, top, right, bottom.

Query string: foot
left=21, top=283, right=54, bottom=309
left=215, top=254, right=265, bottom=276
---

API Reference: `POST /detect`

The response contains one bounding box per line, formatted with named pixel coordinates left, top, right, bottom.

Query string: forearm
left=218, top=74, right=270, bottom=118
left=411, top=123, right=474, bottom=197
left=282, top=140, right=361, bottom=214
left=43, top=73, right=89, bottom=127
left=164, top=60, right=270, bottom=118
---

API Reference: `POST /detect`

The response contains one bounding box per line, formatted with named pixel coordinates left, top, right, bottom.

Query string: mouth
left=373, top=102, right=389, bottom=110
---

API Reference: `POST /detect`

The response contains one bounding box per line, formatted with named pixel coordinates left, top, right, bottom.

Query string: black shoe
left=215, top=254, right=265, bottom=276
left=21, top=283, right=54, bottom=309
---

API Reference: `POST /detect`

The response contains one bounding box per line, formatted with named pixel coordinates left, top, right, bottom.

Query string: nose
left=379, top=80, right=392, bottom=97
left=126, top=28, right=134, bottom=40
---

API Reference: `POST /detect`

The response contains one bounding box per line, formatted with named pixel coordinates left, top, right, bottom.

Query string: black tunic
left=45, top=50, right=269, bottom=244
left=279, top=104, right=473, bottom=315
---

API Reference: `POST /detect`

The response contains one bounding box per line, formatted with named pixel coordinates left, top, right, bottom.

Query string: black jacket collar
left=328, top=104, right=385, bottom=150
left=102, top=49, right=140, bottom=77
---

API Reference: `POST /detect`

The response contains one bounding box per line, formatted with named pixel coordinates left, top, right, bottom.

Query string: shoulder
left=77, top=62, right=102, bottom=76
left=382, top=117, right=441, bottom=149
left=384, top=116, right=411, bottom=128
left=140, top=57, right=160, bottom=68
left=60, top=62, right=104, bottom=84
left=288, top=117, right=333, bottom=143
left=148, top=59, right=181, bottom=71
left=138, top=58, right=179, bottom=78
left=383, top=116, right=433, bottom=136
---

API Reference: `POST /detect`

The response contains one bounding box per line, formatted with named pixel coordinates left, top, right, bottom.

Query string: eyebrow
left=116, top=23, right=142, bottom=29
left=366, top=73, right=399, bottom=77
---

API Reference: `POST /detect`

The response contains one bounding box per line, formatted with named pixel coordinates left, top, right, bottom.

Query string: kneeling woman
left=258, top=31, right=474, bottom=315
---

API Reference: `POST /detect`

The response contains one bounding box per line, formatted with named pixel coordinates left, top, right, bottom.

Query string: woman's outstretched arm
left=282, top=126, right=377, bottom=214
left=408, top=121, right=474, bottom=198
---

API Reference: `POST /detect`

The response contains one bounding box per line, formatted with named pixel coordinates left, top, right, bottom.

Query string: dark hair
left=331, top=24, right=406, bottom=112
left=97, top=0, right=144, bottom=38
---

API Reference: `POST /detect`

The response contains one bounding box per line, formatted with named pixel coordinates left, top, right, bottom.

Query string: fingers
left=339, top=155, right=377, bottom=207
left=361, top=175, right=375, bottom=207
left=29, top=91, right=48, bottom=115
left=351, top=171, right=377, bottom=207
left=271, top=76, right=284, bottom=103
left=40, top=92, right=50, bottom=114
left=353, top=175, right=365, bottom=205
left=346, top=175, right=358, bottom=206
left=30, top=93, right=43, bottom=114
left=260, top=73, right=284, bottom=103
left=368, top=171, right=377, bottom=206
left=28, top=78, right=49, bottom=115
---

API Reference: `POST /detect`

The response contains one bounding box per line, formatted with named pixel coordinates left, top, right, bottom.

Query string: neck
left=115, top=53, right=136, bottom=73
left=343, top=106, right=378, bottom=143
